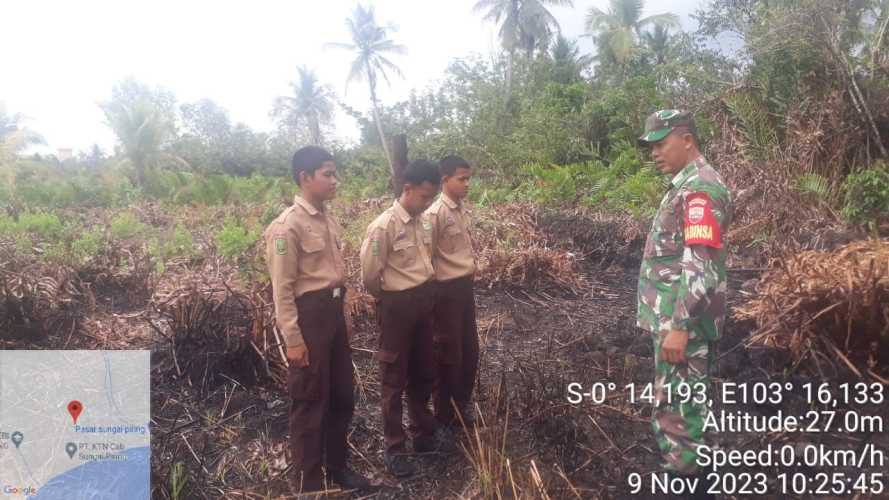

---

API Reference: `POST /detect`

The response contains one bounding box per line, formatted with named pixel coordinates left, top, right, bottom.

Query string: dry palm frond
left=0, top=244, right=93, bottom=342
left=151, top=276, right=282, bottom=391
left=735, top=239, right=889, bottom=374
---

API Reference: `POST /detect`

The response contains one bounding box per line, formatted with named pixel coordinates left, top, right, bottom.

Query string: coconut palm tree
left=641, top=24, right=675, bottom=65
left=327, top=4, right=405, bottom=174
left=549, top=34, right=592, bottom=83
left=0, top=104, right=44, bottom=163
left=100, top=99, right=174, bottom=187
left=585, top=0, right=678, bottom=70
left=271, top=66, right=335, bottom=146
left=473, top=0, right=574, bottom=92
left=100, top=79, right=185, bottom=187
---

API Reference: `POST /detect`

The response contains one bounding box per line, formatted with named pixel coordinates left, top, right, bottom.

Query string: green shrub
left=14, top=236, right=33, bottom=255
left=143, top=169, right=190, bottom=201
left=42, top=242, right=72, bottom=266
left=186, top=175, right=233, bottom=205
left=230, top=175, right=278, bottom=204
left=110, top=212, right=147, bottom=240
left=842, top=165, right=889, bottom=226
left=0, top=214, right=18, bottom=235
left=338, top=171, right=390, bottom=201
left=148, top=224, right=195, bottom=262
left=18, top=212, right=64, bottom=238
left=521, top=161, right=608, bottom=205
left=797, top=173, right=830, bottom=198
left=215, top=218, right=258, bottom=261
left=168, top=224, right=195, bottom=257
left=71, top=228, right=105, bottom=263
left=261, top=202, right=286, bottom=227
left=603, top=166, right=664, bottom=218
left=470, top=182, right=524, bottom=206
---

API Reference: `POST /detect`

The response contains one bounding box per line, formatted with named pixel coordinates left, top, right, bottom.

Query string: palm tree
left=100, top=98, right=179, bottom=187
left=0, top=104, right=44, bottom=163
left=641, top=24, right=675, bottom=65
left=585, top=0, right=679, bottom=70
left=327, top=4, right=405, bottom=174
left=550, top=34, right=592, bottom=83
left=473, top=0, right=574, bottom=92
left=271, top=66, right=335, bottom=146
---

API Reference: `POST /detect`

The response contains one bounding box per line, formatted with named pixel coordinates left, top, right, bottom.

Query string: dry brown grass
left=735, top=239, right=889, bottom=377
left=458, top=386, right=560, bottom=500
left=0, top=242, right=93, bottom=343
left=150, top=275, right=284, bottom=391
left=473, top=203, right=590, bottom=294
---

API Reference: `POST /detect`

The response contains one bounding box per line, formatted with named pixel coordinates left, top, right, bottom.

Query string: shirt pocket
left=392, top=238, right=418, bottom=266
left=646, top=257, right=681, bottom=290
left=299, top=236, right=326, bottom=272
left=644, top=230, right=682, bottom=257
left=443, top=224, right=462, bottom=252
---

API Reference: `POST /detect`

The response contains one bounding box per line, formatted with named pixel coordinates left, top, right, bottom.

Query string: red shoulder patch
left=684, top=192, right=722, bottom=248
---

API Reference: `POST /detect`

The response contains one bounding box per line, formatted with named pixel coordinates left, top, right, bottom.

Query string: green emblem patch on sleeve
left=371, top=239, right=380, bottom=256
left=275, top=237, right=287, bottom=255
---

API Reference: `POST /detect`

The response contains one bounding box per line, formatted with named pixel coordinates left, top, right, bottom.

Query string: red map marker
left=67, top=400, right=83, bottom=425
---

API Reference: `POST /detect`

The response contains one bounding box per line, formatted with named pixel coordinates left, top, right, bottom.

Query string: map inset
left=0, top=351, right=150, bottom=499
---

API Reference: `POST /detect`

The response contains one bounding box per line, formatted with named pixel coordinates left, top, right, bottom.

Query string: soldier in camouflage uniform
left=637, top=110, right=733, bottom=483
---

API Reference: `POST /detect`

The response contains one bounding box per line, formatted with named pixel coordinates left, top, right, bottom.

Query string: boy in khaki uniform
left=426, top=155, right=478, bottom=429
left=360, top=159, right=456, bottom=478
left=265, top=146, right=372, bottom=495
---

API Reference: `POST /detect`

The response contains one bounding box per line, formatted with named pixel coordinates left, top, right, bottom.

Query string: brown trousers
left=433, top=275, right=479, bottom=427
left=375, top=281, right=438, bottom=453
left=288, top=288, right=354, bottom=491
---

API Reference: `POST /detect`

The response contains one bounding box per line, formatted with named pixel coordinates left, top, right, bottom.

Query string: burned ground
left=1, top=204, right=886, bottom=500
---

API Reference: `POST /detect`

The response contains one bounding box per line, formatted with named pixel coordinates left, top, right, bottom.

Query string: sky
left=3, top=0, right=708, bottom=154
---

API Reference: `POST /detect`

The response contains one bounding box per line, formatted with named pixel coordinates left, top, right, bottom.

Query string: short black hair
left=439, top=155, right=471, bottom=177
left=671, top=124, right=699, bottom=146
left=403, top=159, right=441, bottom=187
left=292, top=146, right=333, bottom=186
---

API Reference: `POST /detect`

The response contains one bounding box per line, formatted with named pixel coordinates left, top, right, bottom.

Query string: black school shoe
left=328, top=467, right=374, bottom=491
left=384, top=452, right=417, bottom=478
left=287, top=477, right=324, bottom=497
left=414, top=427, right=459, bottom=454
left=454, top=408, right=476, bottom=432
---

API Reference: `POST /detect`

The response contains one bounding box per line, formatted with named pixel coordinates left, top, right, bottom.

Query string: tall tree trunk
left=391, top=134, right=408, bottom=197
left=309, top=114, right=321, bottom=146
left=505, top=49, right=514, bottom=96
left=367, top=68, right=394, bottom=177
left=134, top=156, right=146, bottom=187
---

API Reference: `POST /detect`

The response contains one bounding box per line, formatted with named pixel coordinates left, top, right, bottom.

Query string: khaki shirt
left=426, top=193, right=476, bottom=280
left=265, top=195, right=346, bottom=347
left=360, top=201, right=434, bottom=296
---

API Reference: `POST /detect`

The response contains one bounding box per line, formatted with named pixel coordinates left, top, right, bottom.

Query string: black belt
left=298, top=286, right=344, bottom=303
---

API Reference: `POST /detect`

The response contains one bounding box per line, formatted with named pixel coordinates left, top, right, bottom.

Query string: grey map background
left=0, top=351, right=150, bottom=498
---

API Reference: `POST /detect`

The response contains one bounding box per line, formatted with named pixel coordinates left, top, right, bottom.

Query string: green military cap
left=638, top=109, right=695, bottom=145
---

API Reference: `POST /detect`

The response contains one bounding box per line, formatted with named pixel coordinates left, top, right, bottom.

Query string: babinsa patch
left=684, top=192, right=721, bottom=248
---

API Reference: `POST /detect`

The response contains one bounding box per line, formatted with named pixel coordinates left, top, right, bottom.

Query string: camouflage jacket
left=637, top=157, right=733, bottom=340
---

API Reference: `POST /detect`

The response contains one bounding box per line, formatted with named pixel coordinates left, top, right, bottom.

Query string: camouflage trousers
left=651, top=331, right=714, bottom=474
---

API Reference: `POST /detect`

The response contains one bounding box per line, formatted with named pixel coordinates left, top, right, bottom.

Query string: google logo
left=3, top=485, right=38, bottom=495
